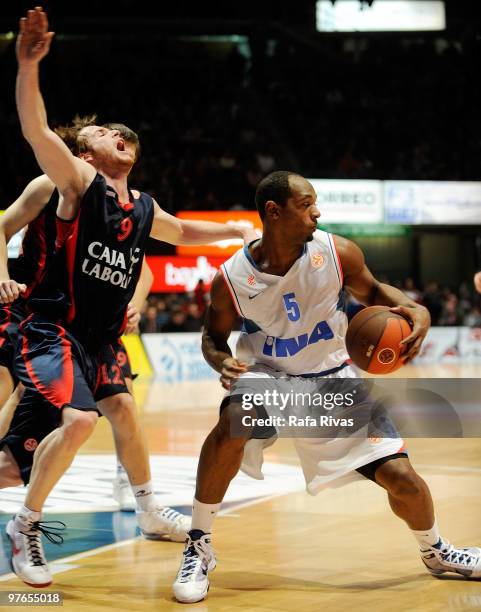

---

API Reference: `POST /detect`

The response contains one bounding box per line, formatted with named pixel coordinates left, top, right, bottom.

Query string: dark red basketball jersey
left=29, top=174, right=154, bottom=350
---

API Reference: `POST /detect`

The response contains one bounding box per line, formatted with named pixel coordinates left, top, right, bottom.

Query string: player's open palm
left=16, top=7, right=54, bottom=66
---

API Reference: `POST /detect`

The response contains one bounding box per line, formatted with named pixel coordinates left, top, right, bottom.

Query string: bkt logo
left=262, top=321, right=333, bottom=358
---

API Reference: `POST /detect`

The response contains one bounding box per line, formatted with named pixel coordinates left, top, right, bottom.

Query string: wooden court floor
left=1, top=364, right=481, bottom=612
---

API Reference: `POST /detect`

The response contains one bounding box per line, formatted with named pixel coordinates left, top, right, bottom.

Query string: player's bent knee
left=61, top=409, right=98, bottom=445
left=99, top=394, right=137, bottom=427
left=384, top=470, right=424, bottom=499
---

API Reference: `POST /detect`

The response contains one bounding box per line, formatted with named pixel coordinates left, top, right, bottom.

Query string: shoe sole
left=5, top=521, right=52, bottom=588
left=425, top=565, right=479, bottom=580
left=174, top=582, right=210, bottom=604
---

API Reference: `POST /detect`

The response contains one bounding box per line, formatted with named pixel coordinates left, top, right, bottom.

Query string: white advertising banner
left=142, top=327, right=480, bottom=399
left=316, top=1, right=445, bottom=33
left=142, top=332, right=237, bottom=382
left=141, top=332, right=240, bottom=410
left=414, top=327, right=481, bottom=364
left=309, top=179, right=383, bottom=223
left=385, top=181, right=481, bottom=224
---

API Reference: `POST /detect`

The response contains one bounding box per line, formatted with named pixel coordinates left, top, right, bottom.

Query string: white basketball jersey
left=221, top=230, right=350, bottom=376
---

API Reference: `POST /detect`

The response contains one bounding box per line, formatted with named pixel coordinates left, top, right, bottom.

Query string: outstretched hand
left=16, top=6, right=54, bottom=66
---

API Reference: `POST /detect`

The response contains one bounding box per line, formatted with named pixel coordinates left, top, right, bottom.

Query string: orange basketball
left=345, top=306, right=412, bottom=374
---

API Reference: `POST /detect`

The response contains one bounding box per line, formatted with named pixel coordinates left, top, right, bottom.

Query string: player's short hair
left=55, top=114, right=98, bottom=155
left=55, top=115, right=141, bottom=160
left=255, top=171, right=299, bottom=220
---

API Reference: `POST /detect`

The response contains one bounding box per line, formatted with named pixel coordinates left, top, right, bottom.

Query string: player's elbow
left=175, top=221, right=192, bottom=245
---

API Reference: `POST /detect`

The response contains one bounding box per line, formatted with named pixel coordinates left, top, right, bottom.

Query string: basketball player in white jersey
left=173, top=171, right=481, bottom=603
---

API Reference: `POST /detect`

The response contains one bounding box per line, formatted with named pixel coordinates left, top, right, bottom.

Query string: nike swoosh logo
left=248, top=293, right=262, bottom=299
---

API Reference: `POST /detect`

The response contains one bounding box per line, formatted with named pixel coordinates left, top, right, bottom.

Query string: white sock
left=16, top=505, right=41, bottom=525
left=412, top=519, right=441, bottom=549
left=131, top=481, right=157, bottom=512
left=191, top=498, right=221, bottom=534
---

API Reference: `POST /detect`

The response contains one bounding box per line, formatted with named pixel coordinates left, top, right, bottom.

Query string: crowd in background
left=139, top=280, right=210, bottom=334
left=345, top=277, right=481, bottom=328
left=1, top=28, right=480, bottom=327
left=1, top=33, right=481, bottom=211
left=138, top=277, right=481, bottom=334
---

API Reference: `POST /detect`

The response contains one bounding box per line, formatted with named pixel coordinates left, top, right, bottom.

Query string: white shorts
left=231, top=363, right=406, bottom=495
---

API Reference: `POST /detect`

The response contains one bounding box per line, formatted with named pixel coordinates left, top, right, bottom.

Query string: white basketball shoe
left=6, top=515, right=65, bottom=588
left=173, top=530, right=217, bottom=603
left=136, top=506, right=190, bottom=542
left=421, top=539, right=481, bottom=578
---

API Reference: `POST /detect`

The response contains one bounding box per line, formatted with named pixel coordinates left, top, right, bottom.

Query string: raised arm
left=125, top=258, right=154, bottom=334
left=0, top=174, right=55, bottom=303
left=202, top=272, right=247, bottom=386
left=16, top=7, right=95, bottom=198
left=334, top=234, right=430, bottom=361
left=149, top=201, right=257, bottom=245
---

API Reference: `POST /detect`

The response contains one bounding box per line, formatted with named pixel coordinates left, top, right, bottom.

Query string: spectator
left=140, top=305, right=162, bottom=333
left=403, top=278, right=422, bottom=303
left=161, top=310, right=189, bottom=333
left=438, top=293, right=461, bottom=326
left=184, top=302, right=203, bottom=332
left=194, top=279, right=209, bottom=316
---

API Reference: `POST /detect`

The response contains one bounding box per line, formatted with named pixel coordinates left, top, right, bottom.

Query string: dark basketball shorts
left=95, top=339, right=134, bottom=402
left=15, top=314, right=132, bottom=411
left=0, top=393, right=61, bottom=485
left=1, top=324, right=134, bottom=484
left=0, top=302, right=27, bottom=387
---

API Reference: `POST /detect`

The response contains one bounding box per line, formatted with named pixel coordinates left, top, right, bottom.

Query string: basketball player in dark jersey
left=5, top=7, right=256, bottom=588
left=0, top=173, right=155, bottom=498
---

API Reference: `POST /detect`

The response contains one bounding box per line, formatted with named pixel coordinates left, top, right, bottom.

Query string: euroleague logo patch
left=311, top=252, right=324, bottom=268
left=24, top=438, right=38, bottom=452
left=377, top=348, right=396, bottom=365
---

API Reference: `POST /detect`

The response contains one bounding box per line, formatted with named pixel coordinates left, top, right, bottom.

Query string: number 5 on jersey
left=283, top=292, right=301, bottom=321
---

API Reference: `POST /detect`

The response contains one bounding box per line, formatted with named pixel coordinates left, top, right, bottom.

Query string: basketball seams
left=346, top=307, right=387, bottom=355
left=346, top=307, right=411, bottom=374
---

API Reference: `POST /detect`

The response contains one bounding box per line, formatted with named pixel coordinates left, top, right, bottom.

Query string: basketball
left=345, top=306, right=412, bottom=374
